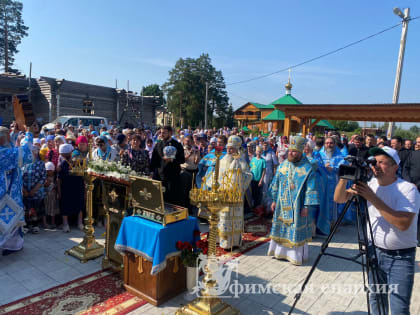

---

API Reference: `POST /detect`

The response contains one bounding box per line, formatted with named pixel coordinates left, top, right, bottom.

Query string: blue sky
left=15, top=0, right=420, bottom=127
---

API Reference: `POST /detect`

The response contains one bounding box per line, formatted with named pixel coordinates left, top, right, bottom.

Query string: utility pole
left=204, top=82, right=208, bottom=130
left=387, top=7, right=410, bottom=139
left=28, top=62, right=32, bottom=102
left=141, top=87, right=144, bottom=126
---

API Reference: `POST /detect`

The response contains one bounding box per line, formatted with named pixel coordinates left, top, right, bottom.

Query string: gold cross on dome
left=139, top=188, right=152, bottom=200
left=109, top=190, right=118, bottom=202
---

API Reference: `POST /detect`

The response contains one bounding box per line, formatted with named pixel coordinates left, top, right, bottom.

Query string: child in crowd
left=250, top=146, right=266, bottom=212
left=43, top=161, right=59, bottom=228
left=46, top=135, right=59, bottom=167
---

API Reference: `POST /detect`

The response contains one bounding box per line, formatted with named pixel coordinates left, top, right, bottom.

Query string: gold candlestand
left=176, top=150, right=241, bottom=315
left=66, top=140, right=104, bottom=263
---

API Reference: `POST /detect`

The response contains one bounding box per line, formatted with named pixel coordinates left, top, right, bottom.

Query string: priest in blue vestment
left=195, top=135, right=226, bottom=189
left=0, top=126, right=34, bottom=255
left=268, top=136, right=319, bottom=265
left=315, top=136, right=348, bottom=225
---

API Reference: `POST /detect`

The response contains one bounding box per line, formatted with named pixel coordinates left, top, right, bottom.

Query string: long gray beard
left=221, top=154, right=234, bottom=169
left=325, top=151, right=333, bottom=159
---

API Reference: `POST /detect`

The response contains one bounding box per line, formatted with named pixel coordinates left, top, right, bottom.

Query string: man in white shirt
left=334, top=146, right=420, bottom=315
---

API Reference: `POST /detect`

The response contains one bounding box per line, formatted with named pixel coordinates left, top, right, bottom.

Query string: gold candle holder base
left=67, top=153, right=104, bottom=263
left=66, top=238, right=104, bottom=263
left=177, top=149, right=243, bottom=315
left=176, top=297, right=240, bottom=315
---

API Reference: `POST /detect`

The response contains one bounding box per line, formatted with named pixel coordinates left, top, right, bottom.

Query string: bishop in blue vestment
left=268, top=136, right=319, bottom=265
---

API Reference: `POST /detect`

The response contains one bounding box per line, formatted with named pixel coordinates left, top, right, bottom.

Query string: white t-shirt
left=367, top=177, right=420, bottom=250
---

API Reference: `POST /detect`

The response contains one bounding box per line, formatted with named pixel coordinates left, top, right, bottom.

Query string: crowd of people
left=1, top=119, right=419, bottom=313
left=1, top=121, right=419, bottom=237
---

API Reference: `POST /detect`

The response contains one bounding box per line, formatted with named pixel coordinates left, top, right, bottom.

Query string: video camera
left=338, top=155, right=376, bottom=183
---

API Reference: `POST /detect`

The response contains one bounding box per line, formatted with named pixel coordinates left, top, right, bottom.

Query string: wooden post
left=302, top=119, right=307, bottom=138
left=283, top=116, right=291, bottom=137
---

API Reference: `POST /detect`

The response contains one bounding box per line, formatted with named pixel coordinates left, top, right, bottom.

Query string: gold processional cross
left=139, top=188, right=152, bottom=200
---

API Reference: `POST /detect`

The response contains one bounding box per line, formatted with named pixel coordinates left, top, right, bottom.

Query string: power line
left=226, top=16, right=420, bottom=86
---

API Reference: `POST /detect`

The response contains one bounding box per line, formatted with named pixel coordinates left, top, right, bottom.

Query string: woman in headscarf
left=92, top=135, right=117, bottom=161
left=46, top=135, right=60, bottom=168
left=72, top=136, right=89, bottom=160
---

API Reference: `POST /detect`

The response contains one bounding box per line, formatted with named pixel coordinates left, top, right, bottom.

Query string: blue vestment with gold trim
left=0, top=133, right=34, bottom=250
left=195, top=149, right=226, bottom=189
left=269, top=156, right=319, bottom=248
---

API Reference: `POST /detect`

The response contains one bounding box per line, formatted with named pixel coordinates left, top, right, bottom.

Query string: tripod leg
left=354, top=201, right=372, bottom=315
left=288, top=197, right=356, bottom=315
left=361, top=198, right=388, bottom=315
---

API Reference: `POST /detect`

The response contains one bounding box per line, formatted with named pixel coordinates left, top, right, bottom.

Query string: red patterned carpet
left=203, top=216, right=272, bottom=260
left=0, top=270, right=146, bottom=315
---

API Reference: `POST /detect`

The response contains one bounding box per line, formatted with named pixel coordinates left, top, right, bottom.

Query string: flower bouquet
left=176, top=231, right=207, bottom=300
left=175, top=230, right=207, bottom=267
left=87, top=159, right=137, bottom=184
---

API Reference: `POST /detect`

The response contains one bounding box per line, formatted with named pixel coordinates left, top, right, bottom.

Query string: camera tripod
left=288, top=194, right=387, bottom=315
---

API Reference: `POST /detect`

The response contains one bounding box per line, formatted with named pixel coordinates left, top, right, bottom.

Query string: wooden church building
left=233, top=80, right=333, bottom=134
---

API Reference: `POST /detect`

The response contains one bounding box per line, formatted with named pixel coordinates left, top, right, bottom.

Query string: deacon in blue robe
left=305, top=152, right=330, bottom=235
left=315, top=142, right=349, bottom=224
left=196, top=149, right=226, bottom=189
left=0, top=129, right=34, bottom=255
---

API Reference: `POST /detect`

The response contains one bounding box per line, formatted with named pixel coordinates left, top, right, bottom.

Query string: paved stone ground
left=1, top=224, right=419, bottom=315
left=129, top=225, right=420, bottom=315
left=0, top=226, right=105, bottom=306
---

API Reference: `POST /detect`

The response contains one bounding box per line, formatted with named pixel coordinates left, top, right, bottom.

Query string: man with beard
left=206, top=135, right=251, bottom=249
left=315, top=136, right=346, bottom=224
left=150, top=126, right=185, bottom=205
left=0, top=125, right=34, bottom=255
left=267, top=136, right=319, bottom=265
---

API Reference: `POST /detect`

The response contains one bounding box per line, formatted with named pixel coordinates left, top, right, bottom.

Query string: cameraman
left=334, top=146, right=419, bottom=315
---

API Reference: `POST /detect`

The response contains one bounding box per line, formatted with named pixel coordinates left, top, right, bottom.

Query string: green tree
left=162, top=53, right=229, bottom=128
left=141, top=84, right=164, bottom=105
left=330, top=120, right=359, bottom=132
left=394, top=125, right=417, bottom=140
left=409, top=125, right=420, bottom=135
left=0, top=0, right=28, bottom=73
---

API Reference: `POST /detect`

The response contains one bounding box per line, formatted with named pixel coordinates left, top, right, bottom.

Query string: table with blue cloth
left=115, top=216, right=199, bottom=275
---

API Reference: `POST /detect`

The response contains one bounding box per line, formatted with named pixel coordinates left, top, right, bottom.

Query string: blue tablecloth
left=115, top=216, right=199, bottom=275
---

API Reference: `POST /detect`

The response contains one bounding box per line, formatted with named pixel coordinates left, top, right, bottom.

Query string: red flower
left=176, top=241, right=183, bottom=250
left=193, top=230, right=201, bottom=237
left=182, top=241, right=192, bottom=250
left=215, top=146, right=224, bottom=153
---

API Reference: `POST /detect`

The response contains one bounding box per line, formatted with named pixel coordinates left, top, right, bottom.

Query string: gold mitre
left=226, top=135, right=242, bottom=150
left=288, top=136, right=307, bottom=152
